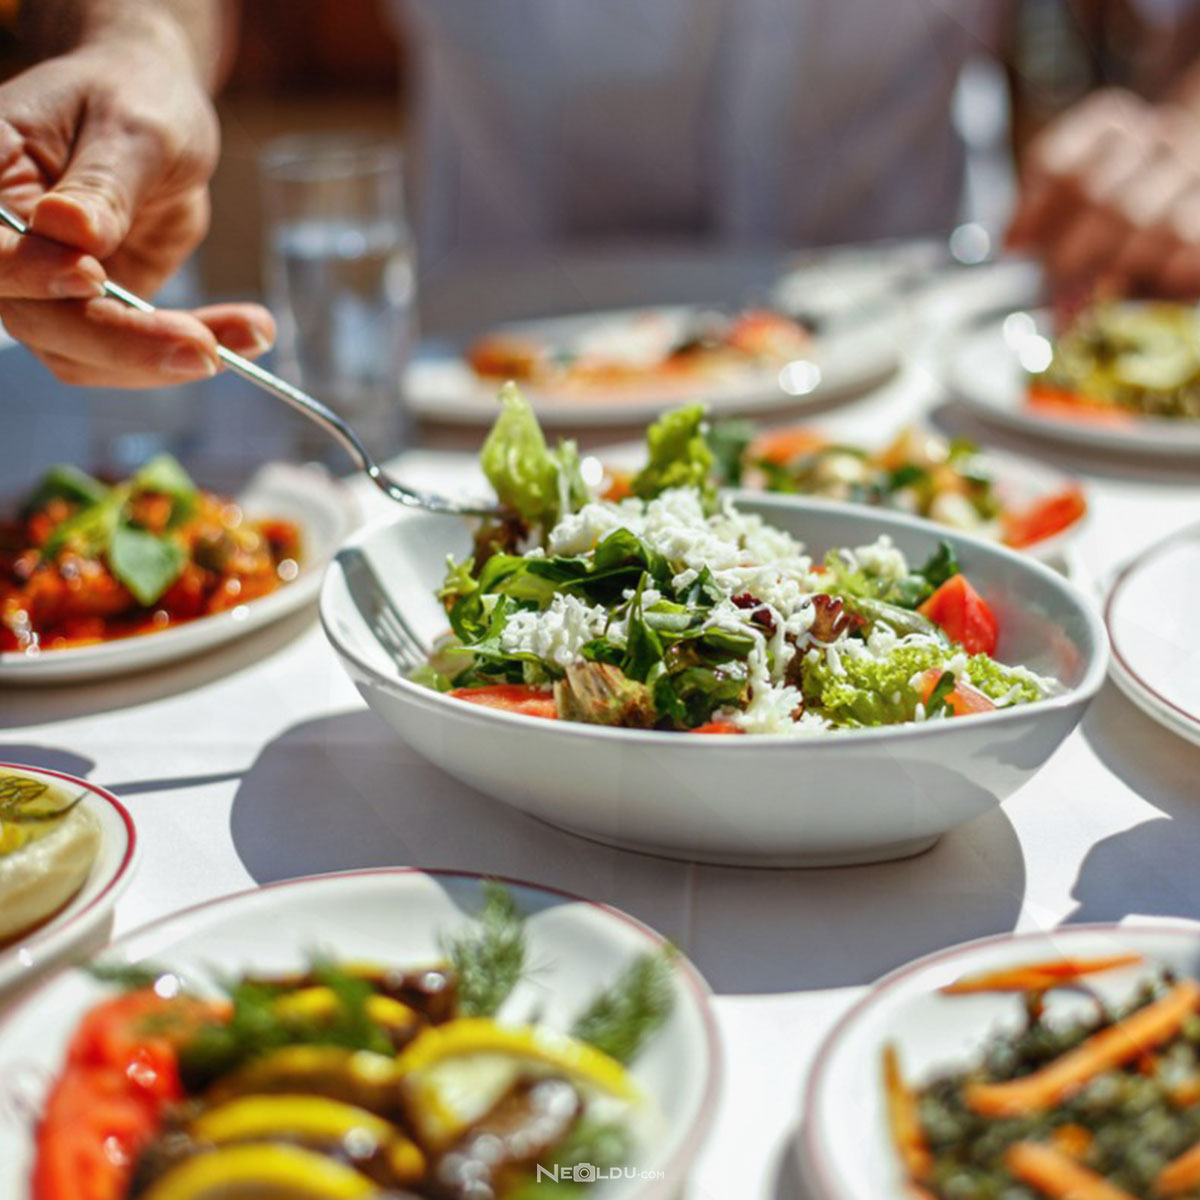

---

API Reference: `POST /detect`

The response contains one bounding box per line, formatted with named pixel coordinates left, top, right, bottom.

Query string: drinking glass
left=259, top=134, right=414, bottom=464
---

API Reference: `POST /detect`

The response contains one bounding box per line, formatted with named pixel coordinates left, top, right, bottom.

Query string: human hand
left=0, top=18, right=274, bottom=387
left=1008, top=89, right=1200, bottom=299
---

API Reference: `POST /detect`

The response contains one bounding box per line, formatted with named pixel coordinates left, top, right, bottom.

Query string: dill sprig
left=571, top=948, right=675, bottom=1064
left=446, top=880, right=527, bottom=1017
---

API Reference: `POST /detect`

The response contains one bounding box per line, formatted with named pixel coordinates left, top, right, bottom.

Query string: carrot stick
left=942, top=955, right=1143, bottom=995
left=1006, top=1141, right=1138, bottom=1200
left=966, top=980, right=1200, bottom=1118
left=1154, top=1140, right=1200, bottom=1195
left=883, top=1044, right=932, bottom=1182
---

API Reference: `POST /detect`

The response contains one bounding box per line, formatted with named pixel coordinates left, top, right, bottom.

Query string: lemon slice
left=140, top=1143, right=377, bottom=1199
left=396, top=1017, right=640, bottom=1148
left=191, top=1095, right=425, bottom=1183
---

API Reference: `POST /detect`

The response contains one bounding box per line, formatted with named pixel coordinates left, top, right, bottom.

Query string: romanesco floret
left=964, top=655, right=1046, bottom=704
left=801, top=641, right=951, bottom=727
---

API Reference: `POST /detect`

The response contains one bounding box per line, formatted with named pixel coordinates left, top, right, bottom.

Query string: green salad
left=416, top=386, right=1059, bottom=735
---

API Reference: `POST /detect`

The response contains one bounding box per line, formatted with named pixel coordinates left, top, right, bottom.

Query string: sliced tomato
left=689, top=720, right=743, bottom=734
left=33, top=990, right=209, bottom=1200
left=1026, top=383, right=1134, bottom=427
left=917, top=575, right=998, bottom=656
left=749, top=425, right=828, bottom=466
left=449, top=684, right=558, bottom=719
left=918, top=668, right=996, bottom=716
left=1002, top=486, right=1087, bottom=549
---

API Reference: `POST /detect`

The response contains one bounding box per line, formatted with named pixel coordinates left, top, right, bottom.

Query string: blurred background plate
left=944, top=308, right=1200, bottom=456
left=1106, top=524, right=1200, bottom=748
left=406, top=288, right=906, bottom=428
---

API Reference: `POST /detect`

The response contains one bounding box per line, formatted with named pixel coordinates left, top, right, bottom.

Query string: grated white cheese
left=499, top=593, right=611, bottom=668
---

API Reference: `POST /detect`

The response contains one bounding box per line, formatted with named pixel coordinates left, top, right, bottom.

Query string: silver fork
left=335, top=547, right=429, bottom=672
left=0, top=203, right=500, bottom=518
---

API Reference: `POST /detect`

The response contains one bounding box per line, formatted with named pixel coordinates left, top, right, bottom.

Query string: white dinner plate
left=405, top=298, right=905, bottom=428
left=945, top=308, right=1200, bottom=456
left=1105, top=523, right=1200, bottom=747
left=0, top=868, right=719, bottom=1200
left=802, top=922, right=1200, bottom=1200
left=0, top=462, right=360, bottom=684
left=0, top=763, right=137, bottom=994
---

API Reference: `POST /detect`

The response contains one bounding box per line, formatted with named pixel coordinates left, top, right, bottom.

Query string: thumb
left=28, top=118, right=163, bottom=259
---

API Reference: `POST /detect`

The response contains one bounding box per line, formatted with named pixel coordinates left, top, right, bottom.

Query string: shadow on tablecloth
left=228, top=709, right=1027, bottom=995
left=1070, top=682, right=1200, bottom=926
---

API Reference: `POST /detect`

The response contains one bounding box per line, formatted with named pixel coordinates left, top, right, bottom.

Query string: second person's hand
left=1008, top=89, right=1200, bottom=300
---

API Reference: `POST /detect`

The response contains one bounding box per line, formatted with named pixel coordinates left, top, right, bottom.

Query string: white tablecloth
left=3, top=264, right=1200, bottom=1200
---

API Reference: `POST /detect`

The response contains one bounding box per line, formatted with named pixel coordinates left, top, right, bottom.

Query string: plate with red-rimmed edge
left=0, top=867, right=720, bottom=1200
left=1105, top=522, right=1200, bottom=748
left=0, top=462, right=360, bottom=685
left=0, top=763, right=137, bottom=994
left=800, top=922, right=1200, bottom=1200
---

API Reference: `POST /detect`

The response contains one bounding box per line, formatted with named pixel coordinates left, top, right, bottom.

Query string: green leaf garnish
left=446, top=881, right=527, bottom=1017
left=86, top=961, right=178, bottom=991
left=917, top=540, right=960, bottom=591
left=21, top=464, right=109, bottom=516
left=108, top=523, right=187, bottom=606
left=571, top=948, right=675, bottom=1064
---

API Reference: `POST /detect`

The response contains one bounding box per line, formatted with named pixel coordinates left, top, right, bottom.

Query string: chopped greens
left=425, top=392, right=1058, bottom=733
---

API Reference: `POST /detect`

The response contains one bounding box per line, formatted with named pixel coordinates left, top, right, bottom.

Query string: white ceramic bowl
left=320, top=495, right=1107, bottom=867
left=0, top=462, right=360, bottom=684
left=0, top=763, right=137, bottom=994
left=802, top=922, right=1200, bottom=1200
left=0, top=868, right=718, bottom=1200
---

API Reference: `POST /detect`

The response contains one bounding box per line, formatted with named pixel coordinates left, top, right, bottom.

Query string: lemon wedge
left=396, top=1017, right=640, bottom=1148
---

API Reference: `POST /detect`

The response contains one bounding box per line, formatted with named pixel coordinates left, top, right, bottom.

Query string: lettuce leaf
left=480, top=382, right=586, bottom=527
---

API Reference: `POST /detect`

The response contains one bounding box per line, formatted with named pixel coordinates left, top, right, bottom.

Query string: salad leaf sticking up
left=481, top=382, right=586, bottom=528
left=632, top=404, right=715, bottom=504
left=571, top=948, right=675, bottom=1064
left=32, top=453, right=201, bottom=606
left=447, top=879, right=528, bottom=1017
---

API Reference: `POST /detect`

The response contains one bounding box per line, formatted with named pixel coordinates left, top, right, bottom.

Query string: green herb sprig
left=446, top=881, right=528, bottom=1017
left=571, top=948, right=675, bottom=1064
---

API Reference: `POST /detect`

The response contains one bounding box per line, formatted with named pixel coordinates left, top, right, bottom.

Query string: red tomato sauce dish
left=1, top=457, right=302, bottom=654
